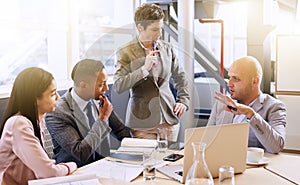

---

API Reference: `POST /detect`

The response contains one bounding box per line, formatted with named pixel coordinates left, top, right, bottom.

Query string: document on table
left=106, top=153, right=143, bottom=165
left=116, top=138, right=157, bottom=155
left=76, top=158, right=168, bottom=182
left=28, top=174, right=101, bottom=185
left=76, top=159, right=144, bottom=182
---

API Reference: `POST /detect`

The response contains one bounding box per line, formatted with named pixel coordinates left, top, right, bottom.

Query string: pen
left=227, top=105, right=237, bottom=111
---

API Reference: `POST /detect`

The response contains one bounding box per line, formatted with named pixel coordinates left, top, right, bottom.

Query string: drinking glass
left=157, top=127, right=168, bottom=153
left=143, top=150, right=156, bottom=181
left=219, top=166, right=235, bottom=185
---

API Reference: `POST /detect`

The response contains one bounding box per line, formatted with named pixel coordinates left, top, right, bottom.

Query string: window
left=77, top=0, right=136, bottom=79
left=193, top=1, right=248, bottom=73
left=0, top=0, right=135, bottom=97
left=0, top=1, right=248, bottom=96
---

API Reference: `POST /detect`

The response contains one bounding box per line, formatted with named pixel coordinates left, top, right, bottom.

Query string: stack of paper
left=116, top=138, right=157, bottom=155
left=107, top=153, right=143, bottom=165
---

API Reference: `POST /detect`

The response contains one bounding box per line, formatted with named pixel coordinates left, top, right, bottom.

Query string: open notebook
left=116, top=138, right=157, bottom=155
left=158, top=122, right=249, bottom=183
left=106, top=138, right=157, bottom=164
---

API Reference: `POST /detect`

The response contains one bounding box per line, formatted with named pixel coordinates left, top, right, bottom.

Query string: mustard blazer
left=113, top=37, right=190, bottom=128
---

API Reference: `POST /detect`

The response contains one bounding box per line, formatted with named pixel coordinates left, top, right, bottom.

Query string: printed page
left=76, top=159, right=144, bottom=182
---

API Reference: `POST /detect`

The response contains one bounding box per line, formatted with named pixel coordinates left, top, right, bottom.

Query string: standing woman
left=0, top=67, right=77, bottom=185
left=114, top=4, right=189, bottom=141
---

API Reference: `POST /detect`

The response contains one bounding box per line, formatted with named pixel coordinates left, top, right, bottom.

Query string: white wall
left=277, top=95, right=300, bottom=150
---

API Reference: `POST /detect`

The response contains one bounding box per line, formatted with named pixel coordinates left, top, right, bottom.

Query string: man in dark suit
left=45, top=59, right=132, bottom=167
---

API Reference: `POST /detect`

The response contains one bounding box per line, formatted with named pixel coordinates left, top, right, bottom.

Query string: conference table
left=263, top=152, right=300, bottom=184
left=74, top=151, right=300, bottom=185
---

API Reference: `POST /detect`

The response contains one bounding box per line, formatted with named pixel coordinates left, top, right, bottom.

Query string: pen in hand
left=227, top=105, right=237, bottom=111
left=214, top=91, right=238, bottom=112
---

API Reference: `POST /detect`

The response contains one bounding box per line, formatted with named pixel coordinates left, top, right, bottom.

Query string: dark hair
left=0, top=67, right=54, bottom=144
left=134, top=3, right=164, bottom=29
left=71, top=59, right=105, bottom=85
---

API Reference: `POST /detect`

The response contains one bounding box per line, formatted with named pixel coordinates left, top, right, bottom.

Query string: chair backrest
left=109, top=87, right=129, bottom=123
left=109, top=86, right=130, bottom=149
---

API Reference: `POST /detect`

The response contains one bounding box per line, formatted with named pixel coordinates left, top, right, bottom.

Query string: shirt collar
left=246, top=92, right=263, bottom=108
left=248, top=99, right=255, bottom=107
left=137, top=36, right=159, bottom=52
left=71, top=88, right=89, bottom=111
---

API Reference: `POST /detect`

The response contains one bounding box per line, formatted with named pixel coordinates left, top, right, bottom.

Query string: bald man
left=207, top=56, right=286, bottom=153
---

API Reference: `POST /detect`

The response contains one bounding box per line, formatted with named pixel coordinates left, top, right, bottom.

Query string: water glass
left=219, top=166, right=235, bottom=185
left=143, top=150, right=156, bottom=181
left=157, top=128, right=168, bottom=152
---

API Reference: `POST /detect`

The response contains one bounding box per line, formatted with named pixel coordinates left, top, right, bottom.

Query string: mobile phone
left=163, top=153, right=184, bottom=162
left=99, top=94, right=109, bottom=108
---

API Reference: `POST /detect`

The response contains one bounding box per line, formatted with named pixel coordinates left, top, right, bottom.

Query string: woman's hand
left=144, top=50, right=160, bottom=71
left=173, top=103, right=187, bottom=117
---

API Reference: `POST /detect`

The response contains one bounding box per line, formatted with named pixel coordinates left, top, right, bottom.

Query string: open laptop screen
left=183, top=123, right=249, bottom=182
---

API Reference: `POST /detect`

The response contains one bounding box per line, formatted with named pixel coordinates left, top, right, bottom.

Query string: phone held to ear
left=163, top=154, right=184, bottom=162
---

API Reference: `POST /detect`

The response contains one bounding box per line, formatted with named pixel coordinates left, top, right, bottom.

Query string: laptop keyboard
left=175, top=171, right=183, bottom=176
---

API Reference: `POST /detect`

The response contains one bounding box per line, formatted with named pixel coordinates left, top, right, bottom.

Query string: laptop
left=157, top=122, right=249, bottom=183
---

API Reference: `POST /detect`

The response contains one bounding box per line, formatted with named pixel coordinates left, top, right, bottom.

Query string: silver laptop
left=157, top=122, right=249, bottom=183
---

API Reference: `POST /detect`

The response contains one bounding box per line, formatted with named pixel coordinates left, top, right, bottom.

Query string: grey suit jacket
left=113, top=37, right=190, bottom=128
left=45, top=89, right=132, bottom=167
left=207, top=93, right=287, bottom=153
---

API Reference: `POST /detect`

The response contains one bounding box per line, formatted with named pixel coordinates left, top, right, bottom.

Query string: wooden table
left=92, top=167, right=294, bottom=185
left=264, top=153, right=300, bottom=184
left=74, top=152, right=300, bottom=185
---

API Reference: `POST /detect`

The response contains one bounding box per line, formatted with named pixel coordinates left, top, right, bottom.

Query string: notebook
left=157, top=122, right=249, bottom=183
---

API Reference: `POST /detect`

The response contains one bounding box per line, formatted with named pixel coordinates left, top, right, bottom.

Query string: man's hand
left=98, top=95, right=112, bottom=121
left=214, top=91, right=255, bottom=119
